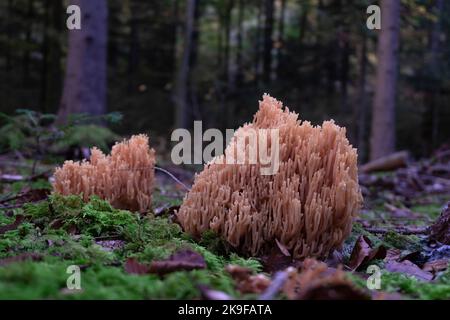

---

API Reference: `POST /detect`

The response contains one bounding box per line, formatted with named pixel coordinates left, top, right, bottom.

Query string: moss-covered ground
left=0, top=186, right=449, bottom=300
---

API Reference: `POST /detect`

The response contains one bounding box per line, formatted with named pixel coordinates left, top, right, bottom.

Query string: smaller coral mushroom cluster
left=177, top=95, right=362, bottom=259
left=53, top=134, right=155, bottom=212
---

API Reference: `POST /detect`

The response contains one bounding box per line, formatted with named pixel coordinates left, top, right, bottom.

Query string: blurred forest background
left=0, top=0, right=449, bottom=163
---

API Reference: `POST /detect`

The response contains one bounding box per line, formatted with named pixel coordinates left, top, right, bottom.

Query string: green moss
left=24, top=194, right=139, bottom=237
left=381, top=271, right=450, bottom=300
left=382, top=231, right=423, bottom=251
left=10, top=179, right=52, bottom=193
left=410, top=204, right=444, bottom=220
left=152, top=192, right=183, bottom=208
left=0, top=258, right=239, bottom=300
left=1, top=195, right=264, bottom=299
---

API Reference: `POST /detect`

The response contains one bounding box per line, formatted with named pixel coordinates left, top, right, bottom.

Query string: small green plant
left=0, top=109, right=122, bottom=172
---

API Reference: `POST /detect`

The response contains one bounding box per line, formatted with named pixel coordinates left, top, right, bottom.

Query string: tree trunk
left=235, top=0, right=244, bottom=87
left=47, top=0, right=63, bottom=113
left=422, top=0, right=444, bottom=155
left=174, top=0, right=198, bottom=129
left=263, top=0, right=274, bottom=84
left=356, top=31, right=368, bottom=163
left=40, top=0, right=49, bottom=113
left=276, top=0, right=286, bottom=78
left=254, top=1, right=263, bottom=84
left=57, top=0, right=108, bottom=124
left=223, top=0, right=234, bottom=87
left=23, top=0, right=34, bottom=85
left=370, top=0, right=401, bottom=160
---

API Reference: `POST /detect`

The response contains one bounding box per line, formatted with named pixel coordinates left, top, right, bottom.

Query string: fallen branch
left=155, top=166, right=191, bottom=192
left=258, top=268, right=292, bottom=300
left=360, top=151, right=409, bottom=173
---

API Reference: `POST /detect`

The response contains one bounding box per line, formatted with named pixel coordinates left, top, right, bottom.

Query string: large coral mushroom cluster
left=177, top=95, right=362, bottom=259
left=53, top=134, right=155, bottom=212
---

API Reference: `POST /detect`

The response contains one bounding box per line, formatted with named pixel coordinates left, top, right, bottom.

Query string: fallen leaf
left=275, top=239, right=291, bottom=257
left=124, top=258, right=150, bottom=275
left=422, top=259, right=448, bottom=273
left=260, top=246, right=298, bottom=273
left=0, top=215, right=25, bottom=235
left=149, top=249, right=206, bottom=276
left=226, top=265, right=271, bottom=294
left=385, top=248, right=402, bottom=262
left=385, top=260, right=433, bottom=281
left=283, top=259, right=369, bottom=300
left=348, top=235, right=386, bottom=271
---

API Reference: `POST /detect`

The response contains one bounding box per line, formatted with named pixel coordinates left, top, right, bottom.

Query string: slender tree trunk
left=298, top=0, right=308, bottom=48
left=370, top=0, right=401, bottom=160
left=5, top=0, right=12, bottom=74
left=254, top=1, right=263, bottom=84
left=223, top=0, right=234, bottom=85
left=356, top=31, right=368, bottom=163
left=57, top=0, right=108, bottom=123
left=40, top=0, right=49, bottom=112
left=339, top=30, right=350, bottom=113
left=276, top=0, right=286, bottom=78
left=263, top=0, right=274, bottom=84
left=174, top=0, right=198, bottom=129
left=47, top=0, right=63, bottom=113
left=422, top=0, right=444, bottom=155
left=127, top=15, right=139, bottom=93
left=235, top=0, right=244, bottom=87
left=23, top=0, right=34, bottom=85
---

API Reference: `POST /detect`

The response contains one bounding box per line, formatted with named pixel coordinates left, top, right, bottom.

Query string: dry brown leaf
left=226, top=265, right=271, bottom=294
left=283, top=258, right=369, bottom=300
left=0, top=215, right=24, bottom=235
left=422, top=259, right=448, bottom=273
left=348, top=235, right=386, bottom=271
left=149, top=249, right=206, bottom=276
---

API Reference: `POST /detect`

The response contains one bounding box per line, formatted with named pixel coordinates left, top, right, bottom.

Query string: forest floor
left=0, top=148, right=449, bottom=300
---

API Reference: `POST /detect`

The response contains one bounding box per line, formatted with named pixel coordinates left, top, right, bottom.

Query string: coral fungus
left=53, top=134, right=155, bottom=212
left=177, top=94, right=362, bottom=258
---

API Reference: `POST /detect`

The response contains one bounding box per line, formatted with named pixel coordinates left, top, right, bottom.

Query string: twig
left=258, top=268, right=292, bottom=300
left=155, top=166, right=191, bottom=192
left=363, top=226, right=429, bottom=235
